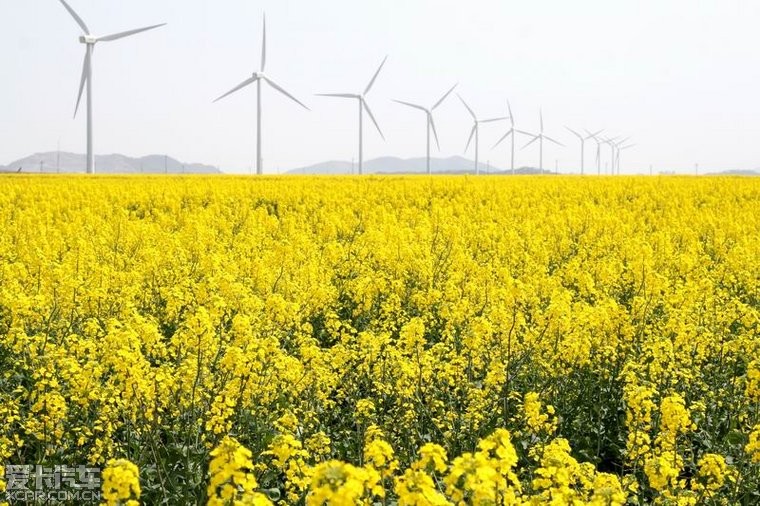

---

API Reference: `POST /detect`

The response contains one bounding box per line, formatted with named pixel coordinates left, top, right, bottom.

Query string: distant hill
left=705, top=169, right=760, bottom=176
left=0, top=152, right=221, bottom=174
left=288, top=156, right=553, bottom=175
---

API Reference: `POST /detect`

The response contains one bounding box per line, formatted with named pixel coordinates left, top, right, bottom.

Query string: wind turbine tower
left=585, top=130, right=605, bottom=175
left=601, top=137, right=619, bottom=175
left=612, top=137, right=630, bottom=174
left=616, top=143, right=635, bottom=174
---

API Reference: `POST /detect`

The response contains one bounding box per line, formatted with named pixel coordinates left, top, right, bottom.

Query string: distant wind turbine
left=458, top=94, right=508, bottom=175
left=493, top=101, right=532, bottom=175
left=393, top=84, right=457, bottom=174
left=611, top=137, right=630, bottom=175
left=56, top=0, right=165, bottom=174
left=615, top=140, right=634, bottom=174
left=317, top=56, right=388, bottom=175
left=214, top=14, right=309, bottom=175
left=521, top=109, right=563, bottom=173
left=601, top=136, right=620, bottom=175
left=585, top=130, right=605, bottom=175
left=565, top=127, right=602, bottom=175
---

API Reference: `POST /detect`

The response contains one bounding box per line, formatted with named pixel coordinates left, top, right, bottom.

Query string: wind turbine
left=393, top=83, right=457, bottom=174
left=214, top=14, right=309, bottom=175
left=56, top=0, right=165, bottom=174
left=599, top=136, right=619, bottom=175
left=317, top=57, right=388, bottom=175
left=615, top=140, right=634, bottom=174
left=565, top=127, right=603, bottom=175
left=611, top=137, right=630, bottom=175
left=521, top=109, right=563, bottom=173
left=585, top=130, right=605, bottom=175
left=458, top=94, right=508, bottom=175
left=493, top=101, right=532, bottom=175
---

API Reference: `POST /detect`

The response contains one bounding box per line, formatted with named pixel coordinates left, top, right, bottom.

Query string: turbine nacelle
left=79, top=35, right=97, bottom=44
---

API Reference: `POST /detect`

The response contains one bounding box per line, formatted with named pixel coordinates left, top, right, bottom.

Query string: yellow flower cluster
left=0, top=464, right=6, bottom=506
left=692, top=453, right=732, bottom=496
left=746, top=425, right=760, bottom=464
left=747, top=360, right=760, bottom=402
left=307, top=461, right=381, bottom=505
left=444, top=429, right=521, bottom=505
left=522, top=392, right=557, bottom=436
left=0, top=175, right=759, bottom=504
left=101, top=459, right=141, bottom=506
left=207, top=436, right=272, bottom=506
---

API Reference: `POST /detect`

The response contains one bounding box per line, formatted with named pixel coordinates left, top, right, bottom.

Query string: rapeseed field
left=1, top=176, right=758, bottom=505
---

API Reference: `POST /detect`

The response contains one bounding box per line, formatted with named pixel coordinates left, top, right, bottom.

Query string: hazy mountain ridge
left=705, top=169, right=760, bottom=176
left=0, top=152, right=221, bottom=174
left=2, top=153, right=757, bottom=176
left=288, top=156, right=553, bottom=175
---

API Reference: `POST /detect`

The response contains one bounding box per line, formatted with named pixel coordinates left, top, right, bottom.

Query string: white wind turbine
left=585, top=130, right=605, bottom=175
left=609, top=136, right=630, bottom=175
left=458, top=94, right=508, bottom=175
left=601, top=136, right=620, bottom=175
left=565, top=127, right=603, bottom=175
left=611, top=137, right=631, bottom=174
left=317, top=57, right=388, bottom=175
left=57, top=0, right=165, bottom=175
left=521, top=109, right=563, bottom=173
left=393, top=84, right=457, bottom=174
left=214, top=14, right=309, bottom=175
left=493, top=101, right=533, bottom=175
left=616, top=143, right=635, bottom=174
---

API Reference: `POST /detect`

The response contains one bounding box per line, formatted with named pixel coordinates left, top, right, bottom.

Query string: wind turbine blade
left=521, top=135, right=540, bottom=150
left=544, top=135, right=564, bottom=147
left=73, top=49, right=90, bottom=118
left=432, top=83, right=457, bottom=110
left=540, top=109, right=544, bottom=132
left=393, top=99, right=427, bottom=112
left=97, top=23, right=166, bottom=42
left=515, top=129, right=535, bottom=137
left=316, top=93, right=359, bottom=99
left=464, top=125, right=476, bottom=152
left=58, top=0, right=89, bottom=34
left=213, top=76, right=258, bottom=103
left=362, top=99, right=384, bottom=140
left=620, top=144, right=636, bottom=150
left=586, top=129, right=604, bottom=140
left=481, top=117, right=508, bottom=123
left=261, top=14, right=267, bottom=72
left=457, top=94, right=477, bottom=120
left=264, top=76, right=309, bottom=110
left=565, top=126, right=582, bottom=139
left=429, top=114, right=441, bottom=150
left=364, top=55, right=388, bottom=95
left=507, top=100, right=514, bottom=127
left=493, top=129, right=513, bottom=148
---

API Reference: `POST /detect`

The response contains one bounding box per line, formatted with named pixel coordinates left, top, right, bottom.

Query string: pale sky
left=1, top=0, right=759, bottom=174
